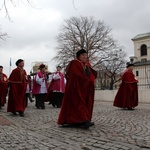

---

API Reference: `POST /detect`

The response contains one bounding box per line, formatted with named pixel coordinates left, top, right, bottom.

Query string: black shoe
left=12, top=112, right=17, bottom=115
left=52, top=104, right=55, bottom=107
left=61, top=123, right=82, bottom=128
left=82, top=122, right=90, bottom=129
left=57, top=105, right=61, bottom=108
left=82, top=121, right=94, bottom=129
left=0, top=107, right=2, bottom=109
left=30, top=100, right=34, bottom=103
left=72, top=123, right=83, bottom=127
left=90, top=122, right=95, bottom=126
left=41, top=107, right=45, bottom=109
left=48, top=102, right=52, bottom=105
left=19, top=112, right=24, bottom=117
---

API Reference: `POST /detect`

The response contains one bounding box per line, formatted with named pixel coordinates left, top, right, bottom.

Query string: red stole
left=49, top=72, right=65, bottom=92
left=32, top=71, right=48, bottom=95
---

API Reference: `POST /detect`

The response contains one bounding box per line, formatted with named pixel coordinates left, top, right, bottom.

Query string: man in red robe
left=7, top=59, right=28, bottom=117
left=113, top=63, right=138, bottom=110
left=0, top=66, right=8, bottom=109
left=57, top=49, right=97, bottom=129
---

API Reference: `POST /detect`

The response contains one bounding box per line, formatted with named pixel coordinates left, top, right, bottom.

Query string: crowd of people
left=0, top=49, right=138, bottom=129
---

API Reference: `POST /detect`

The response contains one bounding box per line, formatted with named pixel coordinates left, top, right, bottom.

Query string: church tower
left=130, top=32, right=150, bottom=62
left=130, top=32, right=150, bottom=89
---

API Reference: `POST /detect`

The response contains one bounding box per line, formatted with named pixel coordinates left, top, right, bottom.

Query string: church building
left=130, top=32, right=150, bottom=89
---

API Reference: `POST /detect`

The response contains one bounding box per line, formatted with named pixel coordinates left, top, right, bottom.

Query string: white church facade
left=130, top=32, right=150, bottom=89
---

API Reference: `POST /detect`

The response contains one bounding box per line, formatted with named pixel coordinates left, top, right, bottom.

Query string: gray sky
left=0, top=0, right=150, bottom=75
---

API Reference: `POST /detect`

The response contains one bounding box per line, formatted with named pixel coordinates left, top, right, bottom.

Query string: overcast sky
left=0, top=0, right=150, bottom=76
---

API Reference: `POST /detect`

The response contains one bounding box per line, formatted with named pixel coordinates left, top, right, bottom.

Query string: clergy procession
left=0, top=49, right=138, bottom=130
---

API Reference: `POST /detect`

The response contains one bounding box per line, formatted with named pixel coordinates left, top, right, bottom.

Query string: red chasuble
left=113, top=69, right=138, bottom=109
left=7, top=68, right=27, bottom=113
left=49, top=72, right=65, bottom=92
left=58, top=59, right=97, bottom=125
left=45, top=72, right=65, bottom=102
left=0, top=73, right=8, bottom=107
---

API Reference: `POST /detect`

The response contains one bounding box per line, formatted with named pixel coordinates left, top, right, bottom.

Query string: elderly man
left=58, top=49, right=97, bottom=129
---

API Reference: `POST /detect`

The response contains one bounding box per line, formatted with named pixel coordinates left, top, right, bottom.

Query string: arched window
left=141, top=44, right=147, bottom=56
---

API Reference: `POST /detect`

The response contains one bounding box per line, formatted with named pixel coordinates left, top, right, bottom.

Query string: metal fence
left=95, top=60, right=150, bottom=90
left=134, top=60, right=150, bottom=89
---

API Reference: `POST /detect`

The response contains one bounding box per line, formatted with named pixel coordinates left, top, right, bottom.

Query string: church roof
left=134, top=60, right=150, bottom=66
left=132, top=32, right=150, bottom=41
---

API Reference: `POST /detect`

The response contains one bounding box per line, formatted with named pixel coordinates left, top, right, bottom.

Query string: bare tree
left=99, top=49, right=127, bottom=90
left=0, top=0, right=34, bottom=20
left=0, top=32, right=7, bottom=41
left=54, top=16, right=119, bottom=68
left=54, top=16, right=127, bottom=89
left=0, top=25, right=8, bottom=42
left=0, top=0, right=33, bottom=41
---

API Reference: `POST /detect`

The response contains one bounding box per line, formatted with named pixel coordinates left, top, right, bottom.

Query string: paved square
left=0, top=101, right=150, bottom=150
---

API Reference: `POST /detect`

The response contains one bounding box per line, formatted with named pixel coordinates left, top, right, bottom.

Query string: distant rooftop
left=132, top=32, right=150, bottom=41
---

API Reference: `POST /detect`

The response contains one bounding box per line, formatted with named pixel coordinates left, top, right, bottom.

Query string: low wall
left=95, top=89, right=150, bottom=103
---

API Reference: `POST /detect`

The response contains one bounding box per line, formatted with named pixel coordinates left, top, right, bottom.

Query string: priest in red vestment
left=7, top=59, right=28, bottom=117
left=113, top=63, right=138, bottom=110
left=0, top=66, right=8, bottom=109
left=32, top=64, right=48, bottom=109
left=46, top=66, right=65, bottom=108
left=57, top=49, right=97, bottom=129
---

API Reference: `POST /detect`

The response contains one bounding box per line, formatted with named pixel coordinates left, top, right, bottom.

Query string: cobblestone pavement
left=0, top=100, right=150, bottom=150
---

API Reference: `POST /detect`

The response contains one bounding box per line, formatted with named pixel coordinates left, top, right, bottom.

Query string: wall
left=95, top=89, right=150, bottom=103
